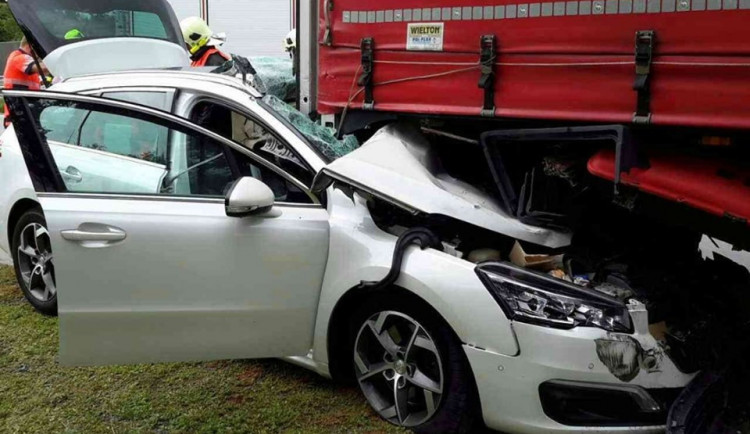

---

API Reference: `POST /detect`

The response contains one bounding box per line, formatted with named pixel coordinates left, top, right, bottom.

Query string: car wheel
left=11, top=208, right=57, bottom=316
left=351, top=298, right=478, bottom=433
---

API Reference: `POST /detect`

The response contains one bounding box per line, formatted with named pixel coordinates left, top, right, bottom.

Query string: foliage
left=0, top=3, right=23, bottom=43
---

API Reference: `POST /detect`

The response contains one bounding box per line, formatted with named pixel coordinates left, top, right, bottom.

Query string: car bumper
left=465, top=321, right=694, bottom=433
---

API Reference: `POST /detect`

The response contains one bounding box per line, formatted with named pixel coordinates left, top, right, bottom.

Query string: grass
left=0, top=266, right=403, bottom=434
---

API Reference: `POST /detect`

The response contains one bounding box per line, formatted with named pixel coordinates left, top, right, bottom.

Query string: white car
left=0, top=0, right=724, bottom=432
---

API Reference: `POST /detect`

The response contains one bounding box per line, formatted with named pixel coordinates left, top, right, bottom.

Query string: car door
left=4, top=90, right=330, bottom=366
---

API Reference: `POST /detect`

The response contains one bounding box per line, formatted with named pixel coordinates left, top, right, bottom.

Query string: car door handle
left=61, top=166, right=82, bottom=183
left=61, top=223, right=127, bottom=244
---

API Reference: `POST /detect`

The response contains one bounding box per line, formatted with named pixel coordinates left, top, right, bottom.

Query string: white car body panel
left=311, top=189, right=522, bottom=365
left=467, top=314, right=694, bottom=433
left=50, top=141, right=166, bottom=194
left=0, top=125, right=38, bottom=255
left=466, top=344, right=664, bottom=434
left=46, top=196, right=329, bottom=366
left=44, top=39, right=189, bottom=79
left=317, top=125, right=572, bottom=249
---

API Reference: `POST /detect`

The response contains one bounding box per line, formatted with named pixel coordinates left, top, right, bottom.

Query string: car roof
left=49, top=69, right=329, bottom=173
left=54, top=69, right=264, bottom=99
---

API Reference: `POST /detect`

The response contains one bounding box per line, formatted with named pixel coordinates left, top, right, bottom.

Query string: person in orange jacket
left=3, top=37, right=49, bottom=128
left=180, top=17, right=230, bottom=68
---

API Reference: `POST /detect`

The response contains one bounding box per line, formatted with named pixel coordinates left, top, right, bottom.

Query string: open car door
left=3, top=90, right=329, bottom=366
left=7, top=0, right=189, bottom=79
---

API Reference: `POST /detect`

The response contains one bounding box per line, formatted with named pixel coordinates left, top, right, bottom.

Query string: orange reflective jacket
left=191, top=47, right=231, bottom=67
left=3, top=49, right=42, bottom=125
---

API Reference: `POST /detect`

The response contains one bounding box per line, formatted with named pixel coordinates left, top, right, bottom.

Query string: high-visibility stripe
left=3, top=77, right=41, bottom=89
left=343, top=0, right=750, bottom=23
left=191, top=47, right=231, bottom=67
left=3, top=50, right=42, bottom=91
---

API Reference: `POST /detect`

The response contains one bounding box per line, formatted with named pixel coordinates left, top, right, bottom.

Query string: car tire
left=11, top=207, right=57, bottom=316
left=350, top=296, right=478, bottom=433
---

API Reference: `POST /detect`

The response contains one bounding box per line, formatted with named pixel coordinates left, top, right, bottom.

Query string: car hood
left=8, top=0, right=189, bottom=79
left=313, top=124, right=572, bottom=249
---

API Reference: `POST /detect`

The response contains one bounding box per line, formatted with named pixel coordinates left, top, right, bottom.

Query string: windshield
left=261, top=95, right=358, bottom=162
left=9, top=0, right=182, bottom=58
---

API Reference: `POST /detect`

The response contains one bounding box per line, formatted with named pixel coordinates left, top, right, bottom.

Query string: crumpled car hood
left=313, top=124, right=572, bottom=249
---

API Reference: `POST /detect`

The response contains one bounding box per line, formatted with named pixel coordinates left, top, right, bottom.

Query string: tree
left=0, top=2, right=23, bottom=42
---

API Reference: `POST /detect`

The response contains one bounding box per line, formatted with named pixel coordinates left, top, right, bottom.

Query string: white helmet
left=181, top=17, right=213, bottom=54
left=283, top=29, right=296, bottom=53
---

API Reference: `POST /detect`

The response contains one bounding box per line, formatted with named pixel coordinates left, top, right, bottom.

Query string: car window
left=33, top=100, right=229, bottom=197
left=78, top=111, right=168, bottom=164
left=176, top=135, right=234, bottom=197
left=35, top=103, right=169, bottom=194
left=34, top=3, right=173, bottom=42
left=190, top=101, right=314, bottom=203
left=39, top=106, right=87, bottom=144
left=29, top=97, right=312, bottom=202
left=228, top=111, right=314, bottom=187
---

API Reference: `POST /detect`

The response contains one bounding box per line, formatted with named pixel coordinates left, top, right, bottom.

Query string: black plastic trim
left=540, top=379, right=677, bottom=427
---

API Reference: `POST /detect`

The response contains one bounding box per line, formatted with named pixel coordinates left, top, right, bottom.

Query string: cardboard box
left=509, top=241, right=563, bottom=271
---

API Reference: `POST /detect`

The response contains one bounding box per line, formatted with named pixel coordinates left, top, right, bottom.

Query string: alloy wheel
left=354, top=311, right=444, bottom=427
left=16, top=223, right=56, bottom=302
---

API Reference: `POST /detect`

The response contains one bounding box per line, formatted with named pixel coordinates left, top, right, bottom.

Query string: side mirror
left=225, top=177, right=275, bottom=217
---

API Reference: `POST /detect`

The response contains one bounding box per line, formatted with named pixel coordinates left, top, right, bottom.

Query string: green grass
left=0, top=266, right=402, bottom=434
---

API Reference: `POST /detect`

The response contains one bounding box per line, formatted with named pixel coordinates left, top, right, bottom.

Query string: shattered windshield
left=250, top=57, right=296, bottom=102
left=261, top=95, right=358, bottom=161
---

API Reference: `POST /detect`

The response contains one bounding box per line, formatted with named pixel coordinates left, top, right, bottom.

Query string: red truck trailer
left=297, top=2, right=750, bottom=432
left=308, top=0, right=750, bottom=129
left=298, top=0, right=750, bottom=243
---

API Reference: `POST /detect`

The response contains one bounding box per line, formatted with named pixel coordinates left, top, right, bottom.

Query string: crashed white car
left=2, top=0, right=747, bottom=433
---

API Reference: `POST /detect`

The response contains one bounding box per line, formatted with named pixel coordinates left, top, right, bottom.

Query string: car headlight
left=476, top=263, right=632, bottom=333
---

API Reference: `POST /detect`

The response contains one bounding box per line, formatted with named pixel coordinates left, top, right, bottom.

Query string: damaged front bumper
left=467, top=320, right=693, bottom=433
left=467, top=271, right=694, bottom=433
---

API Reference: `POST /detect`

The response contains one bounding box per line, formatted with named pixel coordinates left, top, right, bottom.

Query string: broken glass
left=262, top=94, right=359, bottom=161
left=249, top=56, right=296, bottom=102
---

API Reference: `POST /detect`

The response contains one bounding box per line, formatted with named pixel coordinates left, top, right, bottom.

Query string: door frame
left=4, top=89, right=320, bottom=204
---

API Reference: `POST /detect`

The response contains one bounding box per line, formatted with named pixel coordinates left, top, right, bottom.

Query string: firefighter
left=283, top=29, right=296, bottom=59
left=3, top=37, right=49, bottom=128
left=180, top=17, right=230, bottom=67
left=283, top=28, right=298, bottom=77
